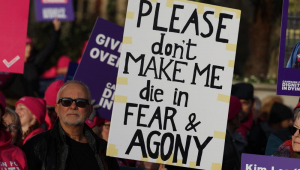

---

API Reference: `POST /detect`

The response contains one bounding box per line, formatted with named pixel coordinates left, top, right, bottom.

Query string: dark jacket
left=22, top=120, right=119, bottom=170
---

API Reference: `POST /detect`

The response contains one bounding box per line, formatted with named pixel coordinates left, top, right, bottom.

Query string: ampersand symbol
left=185, top=113, right=201, bottom=132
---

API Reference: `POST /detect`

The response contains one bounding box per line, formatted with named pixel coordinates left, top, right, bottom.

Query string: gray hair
left=5, top=107, right=21, bottom=126
left=56, top=80, right=91, bottom=103
left=294, top=108, right=300, bottom=120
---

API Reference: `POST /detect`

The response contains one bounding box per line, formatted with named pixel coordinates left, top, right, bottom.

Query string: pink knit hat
left=57, top=55, right=72, bottom=69
left=41, top=66, right=57, bottom=79
left=26, top=36, right=33, bottom=45
left=0, top=91, right=6, bottom=113
left=228, top=95, right=242, bottom=120
left=44, top=80, right=64, bottom=106
left=15, top=97, right=46, bottom=124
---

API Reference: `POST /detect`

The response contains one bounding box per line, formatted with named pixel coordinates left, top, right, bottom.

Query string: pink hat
left=44, top=80, right=64, bottom=106
left=26, top=36, right=33, bottom=45
left=41, top=66, right=57, bottom=78
left=15, top=97, right=46, bottom=124
left=57, top=55, right=72, bottom=69
left=228, top=96, right=242, bottom=120
left=0, top=92, right=6, bottom=113
left=85, top=116, right=108, bottom=129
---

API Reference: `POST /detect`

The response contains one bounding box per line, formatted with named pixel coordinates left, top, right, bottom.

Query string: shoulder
left=23, top=130, right=52, bottom=153
left=273, top=139, right=292, bottom=157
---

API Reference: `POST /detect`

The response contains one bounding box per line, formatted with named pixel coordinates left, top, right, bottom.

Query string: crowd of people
left=0, top=19, right=300, bottom=170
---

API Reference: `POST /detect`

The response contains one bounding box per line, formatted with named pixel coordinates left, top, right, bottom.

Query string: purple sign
left=34, top=0, right=74, bottom=21
left=73, top=18, right=123, bottom=120
left=242, top=153, right=300, bottom=170
left=276, top=0, right=300, bottom=96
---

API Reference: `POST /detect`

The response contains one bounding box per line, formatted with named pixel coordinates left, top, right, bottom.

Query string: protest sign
left=108, top=0, right=240, bottom=169
left=73, top=17, right=123, bottom=120
left=277, top=0, right=300, bottom=96
left=242, top=153, right=300, bottom=170
left=34, top=0, right=74, bottom=21
left=0, top=0, right=30, bottom=74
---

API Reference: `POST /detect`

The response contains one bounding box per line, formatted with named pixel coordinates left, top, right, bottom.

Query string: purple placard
left=276, top=0, right=300, bottom=96
left=73, top=17, right=123, bottom=120
left=34, top=0, right=74, bottom=21
left=241, top=153, right=300, bottom=170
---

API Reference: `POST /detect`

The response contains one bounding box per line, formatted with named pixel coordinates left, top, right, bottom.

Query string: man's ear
left=55, top=104, right=59, bottom=115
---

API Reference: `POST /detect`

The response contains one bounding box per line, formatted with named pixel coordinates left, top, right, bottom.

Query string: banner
left=108, top=0, right=240, bottom=169
left=276, top=0, right=300, bottom=96
left=74, top=18, right=123, bottom=120
left=242, top=153, right=300, bottom=170
left=0, top=0, right=30, bottom=74
left=34, top=0, right=74, bottom=21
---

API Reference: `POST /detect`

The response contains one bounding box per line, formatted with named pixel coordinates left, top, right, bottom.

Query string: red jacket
left=0, top=130, right=28, bottom=170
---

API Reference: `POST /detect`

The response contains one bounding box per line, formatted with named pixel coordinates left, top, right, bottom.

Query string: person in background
left=44, top=80, right=65, bottom=130
left=252, top=96, right=261, bottom=124
left=231, top=83, right=254, bottom=139
left=265, top=101, right=298, bottom=156
left=23, top=80, right=119, bottom=170
left=247, top=102, right=293, bottom=154
left=2, top=107, right=22, bottom=147
left=260, top=95, right=283, bottom=122
left=269, top=102, right=293, bottom=130
left=0, top=92, right=28, bottom=170
left=222, top=96, right=246, bottom=170
left=274, top=106, right=300, bottom=158
left=15, top=96, right=46, bottom=144
left=56, top=55, right=72, bottom=78
left=0, top=19, right=61, bottom=98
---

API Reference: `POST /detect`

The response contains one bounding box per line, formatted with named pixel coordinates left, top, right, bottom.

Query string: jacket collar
left=49, top=118, right=107, bottom=153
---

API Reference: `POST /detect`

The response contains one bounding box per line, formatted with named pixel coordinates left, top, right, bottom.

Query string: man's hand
left=89, top=99, right=101, bottom=121
left=52, top=18, right=61, bottom=31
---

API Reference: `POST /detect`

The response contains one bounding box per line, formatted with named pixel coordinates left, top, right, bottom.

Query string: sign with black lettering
left=74, top=18, right=123, bottom=120
left=108, top=0, right=240, bottom=169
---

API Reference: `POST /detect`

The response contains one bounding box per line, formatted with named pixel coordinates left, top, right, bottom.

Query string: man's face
left=55, top=83, right=92, bottom=126
left=240, top=99, right=253, bottom=122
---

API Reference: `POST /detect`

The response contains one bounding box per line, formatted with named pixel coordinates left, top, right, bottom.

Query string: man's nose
left=70, top=101, right=77, bottom=109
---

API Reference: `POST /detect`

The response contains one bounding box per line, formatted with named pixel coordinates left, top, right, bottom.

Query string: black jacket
left=22, top=120, right=120, bottom=170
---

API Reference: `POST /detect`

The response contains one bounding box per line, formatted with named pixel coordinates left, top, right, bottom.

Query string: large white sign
left=108, top=0, right=240, bottom=169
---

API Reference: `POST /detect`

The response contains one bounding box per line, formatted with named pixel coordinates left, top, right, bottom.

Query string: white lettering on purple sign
left=89, top=34, right=122, bottom=68
left=42, top=8, right=67, bottom=19
left=98, top=82, right=116, bottom=110
left=42, top=0, right=68, bottom=4
left=282, top=80, right=300, bottom=91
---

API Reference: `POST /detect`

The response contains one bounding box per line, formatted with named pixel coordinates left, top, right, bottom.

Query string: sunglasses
left=58, top=98, right=89, bottom=108
left=4, top=124, right=20, bottom=133
left=290, top=126, right=300, bottom=135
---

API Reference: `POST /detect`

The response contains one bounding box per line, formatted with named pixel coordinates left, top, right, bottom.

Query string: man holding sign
left=108, top=0, right=240, bottom=169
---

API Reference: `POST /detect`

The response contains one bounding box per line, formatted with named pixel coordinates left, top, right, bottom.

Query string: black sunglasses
left=290, top=126, right=300, bottom=135
left=58, top=98, right=89, bottom=108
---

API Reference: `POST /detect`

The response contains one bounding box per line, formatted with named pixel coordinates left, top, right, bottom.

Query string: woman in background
left=15, top=96, right=46, bottom=144
left=2, top=107, right=22, bottom=147
left=0, top=92, right=28, bottom=170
